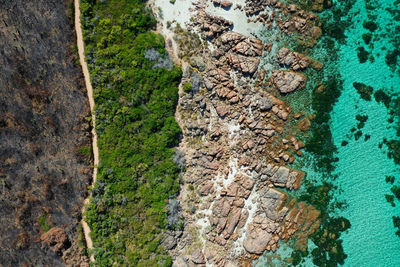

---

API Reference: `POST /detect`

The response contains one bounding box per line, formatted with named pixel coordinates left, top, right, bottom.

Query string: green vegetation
left=183, top=82, right=192, bottom=93
left=298, top=182, right=351, bottom=266
left=353, top=82, right=373, bottom=101
left=355, top=114, right=368, bottom=129
left=78, top=145, right=92, bottom=157
left=38, top=214, right=51, bottom=233
left=384, top=139, right=400, bottom=164
left=306, top=78, right=341, bottom=173
left=80, top=0, right=182, bottom=265
left=385, top=49, right=400, bottom=70
left=299, top=2, right=358, bottom=266
left=391, top=185, right=400, bottom=200
left=354, top=130, right=363, bottom=141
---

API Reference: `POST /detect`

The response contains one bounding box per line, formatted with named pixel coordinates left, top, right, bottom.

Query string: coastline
left=151, top=0, right=332, bottom=265
left=72, top=0, right=400, bottom=265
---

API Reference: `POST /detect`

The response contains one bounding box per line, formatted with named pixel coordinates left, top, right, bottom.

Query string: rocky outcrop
left=277, top=47, right=310, bottom=71
left=165, top=0, right=320, bottom=265
left=226, top=53, right=260, bottom=74
left=197, top=10, right=233, bottom=39
left=271, top=70, right=307, bottom=94
left=264, top=164, right=304, bottom=190
left=243, top=226, right=272, bottom=254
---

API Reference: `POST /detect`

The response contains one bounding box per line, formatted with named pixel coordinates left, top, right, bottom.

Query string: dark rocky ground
left=0, top=1, right=91, bottom=266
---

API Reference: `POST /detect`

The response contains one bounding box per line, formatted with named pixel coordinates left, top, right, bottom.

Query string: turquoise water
left=254, top=0, right=400, bottom=266
left=331, top=0, right=400, bottom=266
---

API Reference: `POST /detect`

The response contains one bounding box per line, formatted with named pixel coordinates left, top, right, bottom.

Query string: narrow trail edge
left=74, top=0, right=98, bottom=262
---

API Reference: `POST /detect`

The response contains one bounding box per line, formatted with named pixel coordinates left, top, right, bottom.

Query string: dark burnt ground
left=0, top=1, right=91, bottom=265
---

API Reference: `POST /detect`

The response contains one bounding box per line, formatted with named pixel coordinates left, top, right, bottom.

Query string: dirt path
left=74, top=0, right=98, bottom=262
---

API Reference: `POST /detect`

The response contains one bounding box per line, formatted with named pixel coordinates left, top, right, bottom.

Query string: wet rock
left=271, top=70, right=307, bottom=94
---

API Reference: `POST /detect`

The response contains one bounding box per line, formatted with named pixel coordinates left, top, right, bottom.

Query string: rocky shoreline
left=152, top=0, right=326, bottom=265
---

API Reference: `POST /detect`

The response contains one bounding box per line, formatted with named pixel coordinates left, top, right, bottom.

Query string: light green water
left=254, top=0, right=400, bottom=266
left=331, top=0, right=400, bottom=266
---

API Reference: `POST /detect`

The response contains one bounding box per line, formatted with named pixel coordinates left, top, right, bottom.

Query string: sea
left=255, top=0, right=400, bottom=266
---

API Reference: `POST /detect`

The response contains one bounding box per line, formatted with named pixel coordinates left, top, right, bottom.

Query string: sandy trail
left=74, top=0, right=98, bottom=262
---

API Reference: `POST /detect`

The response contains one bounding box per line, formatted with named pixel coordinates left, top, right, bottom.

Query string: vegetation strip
left=80, top=0, right=182, bottom=265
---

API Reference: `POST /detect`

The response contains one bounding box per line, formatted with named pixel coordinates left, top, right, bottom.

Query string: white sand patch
left=204, top=0, right=260, bottom=37
left=227, top=121, right=240, bottom=139
left=152, top=0, right=198, bottom=59
left=224, top=157, right=238, bottom=188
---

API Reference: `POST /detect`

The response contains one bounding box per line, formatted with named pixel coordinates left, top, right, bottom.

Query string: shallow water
left=254, top=0, right=400, bottom=266
left=330, top=0, right=400, bottom=265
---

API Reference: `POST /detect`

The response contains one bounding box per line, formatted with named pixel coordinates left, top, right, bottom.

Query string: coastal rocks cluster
left=240, top=0, right=323, bottom=47
left=158, top=0, right=323, bottom=265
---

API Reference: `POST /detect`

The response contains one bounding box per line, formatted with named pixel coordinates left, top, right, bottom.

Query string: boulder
left=221, top=0, right=232, bottom=8
left=216, top=105, right=230, bottom=117
left=277, top=47, right=310, bottom=71
left=271, top=70, right=306, bottom=94
left=191, top=249, right=206, bottom=264
left=225, top=207, right=242, bottom=234
left=243, top=226, right=272, bottom=254
left=162, top=235, right=177, bottom=250
left=226, top=53, right=260, bottom=74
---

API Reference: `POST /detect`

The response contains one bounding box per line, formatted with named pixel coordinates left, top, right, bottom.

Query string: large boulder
left=227, top=53, right=260, bottom=74
left=271, top=70, right=306, bottom=94
left=277, top=47, right=310, bottom=71
left=243, top=225, right=272, bottom=254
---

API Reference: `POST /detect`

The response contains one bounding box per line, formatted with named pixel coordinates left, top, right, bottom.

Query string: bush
left=81, top=0, right=182, bottom=265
